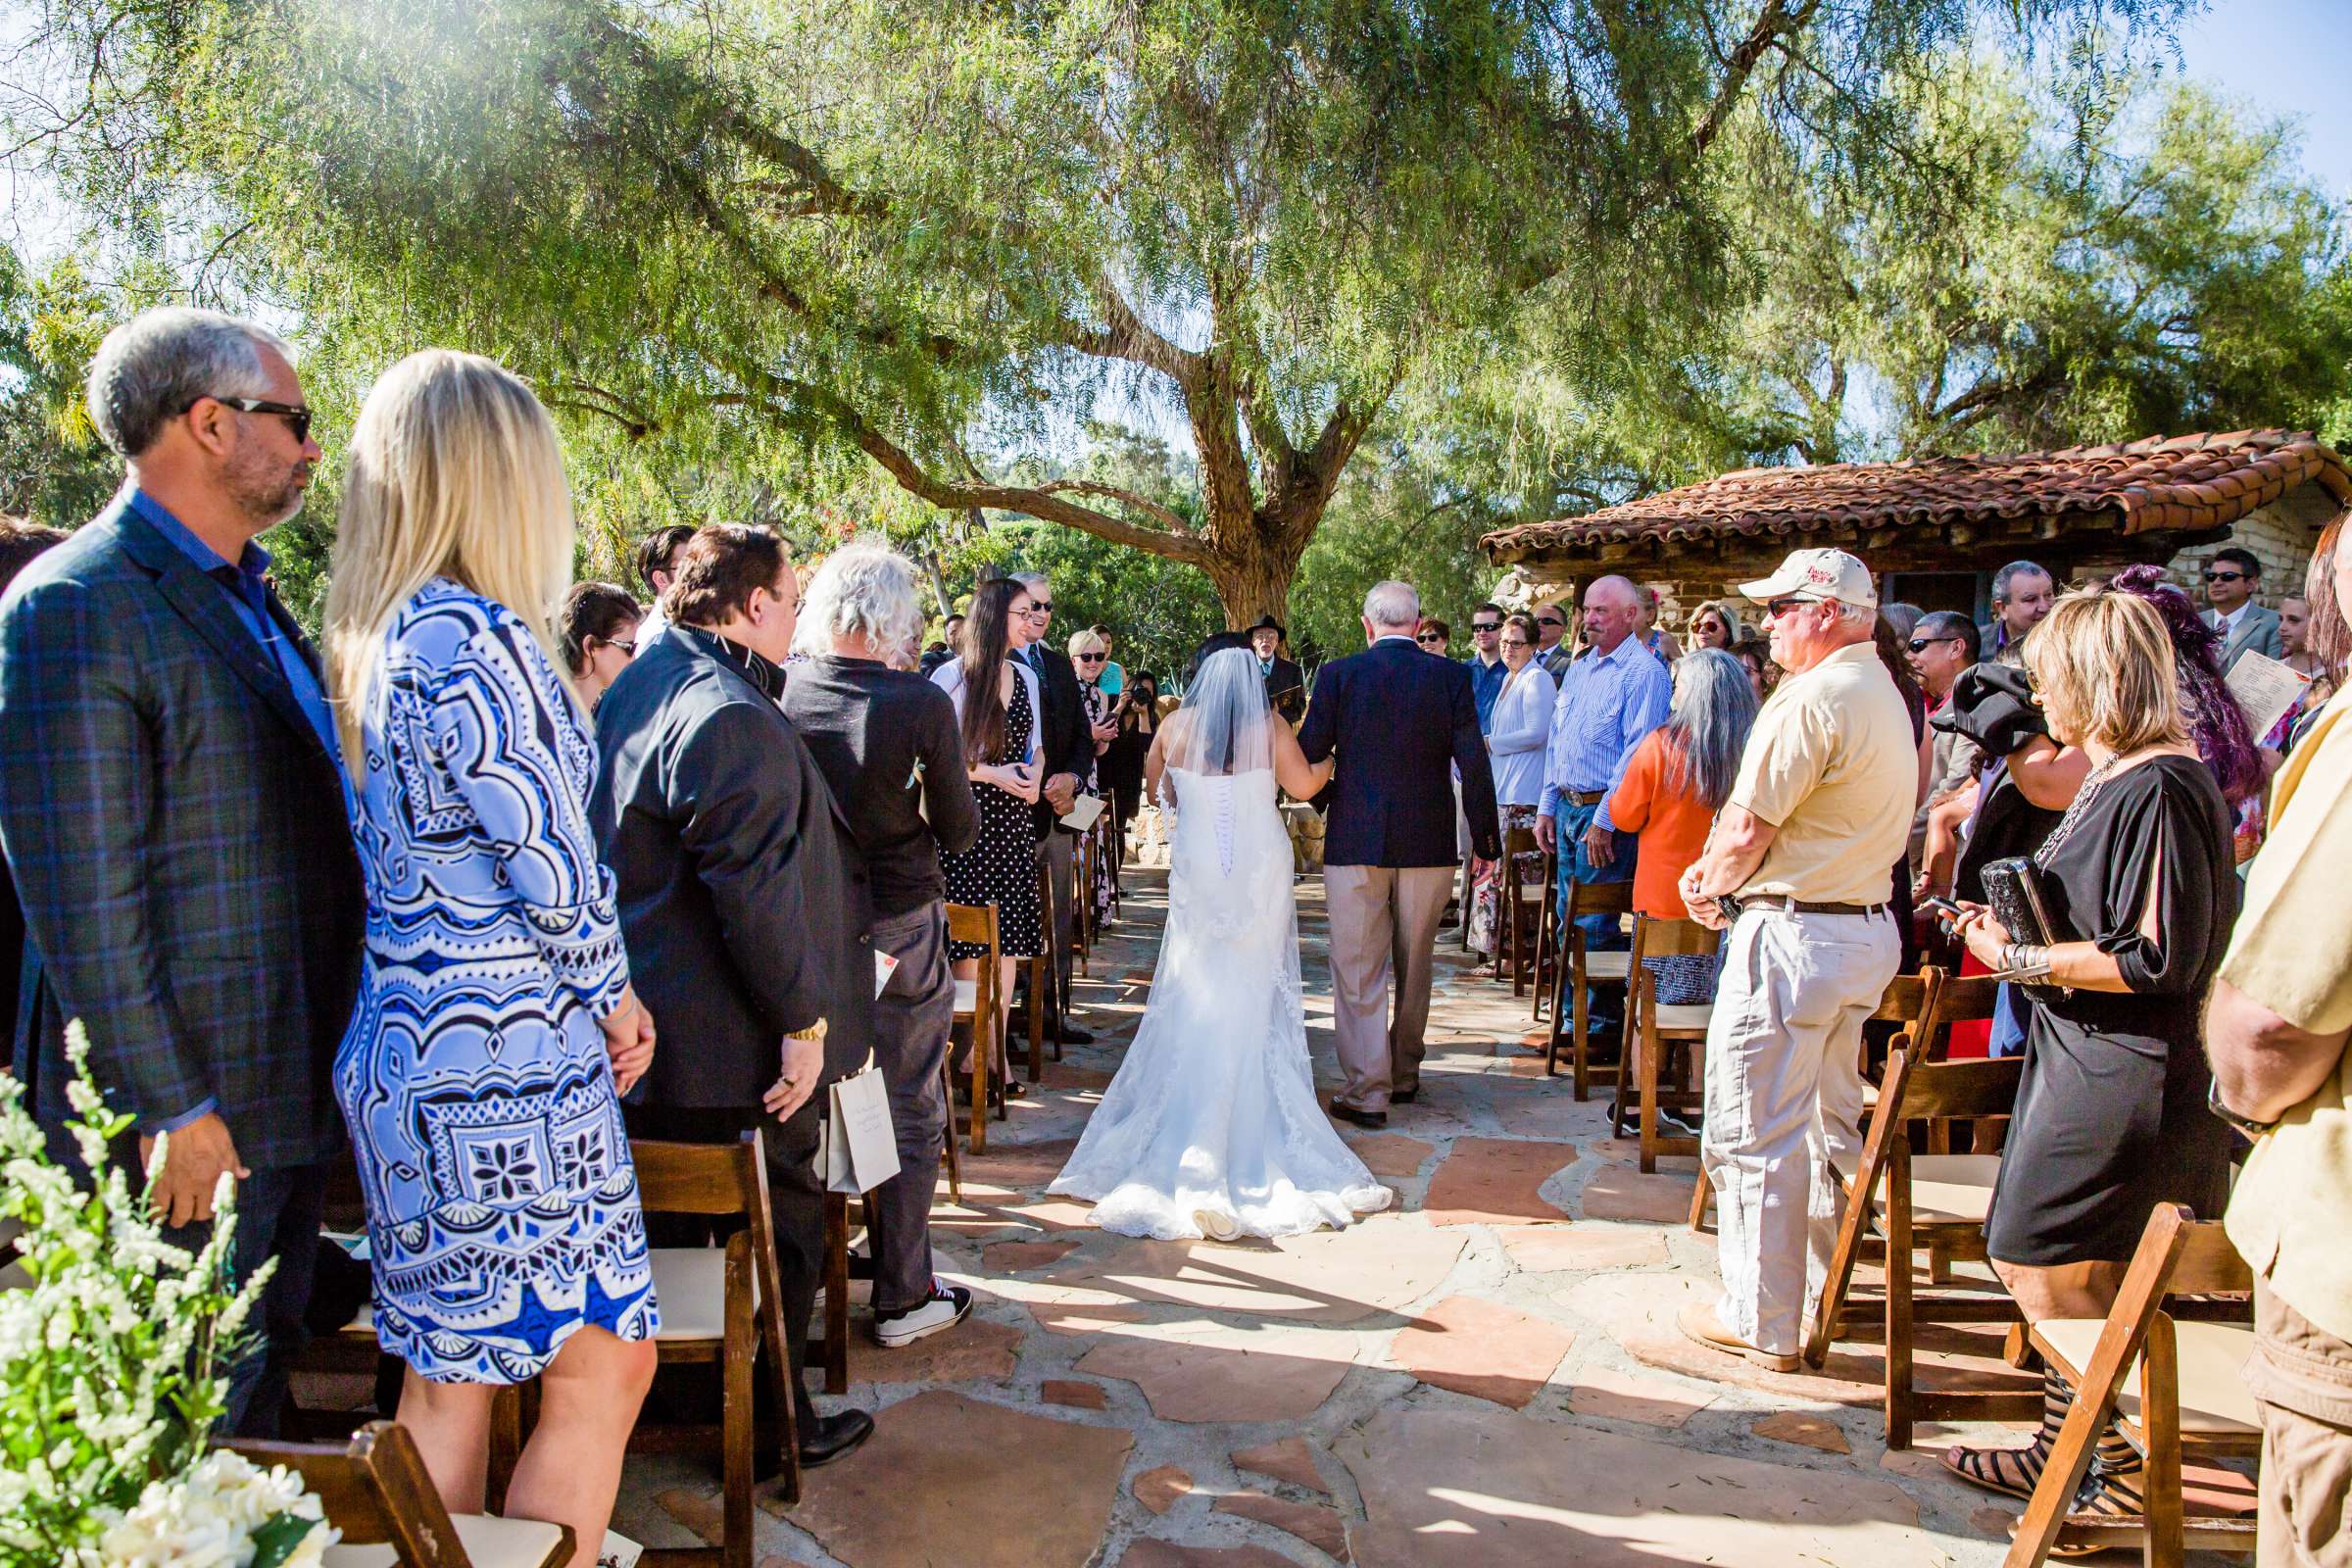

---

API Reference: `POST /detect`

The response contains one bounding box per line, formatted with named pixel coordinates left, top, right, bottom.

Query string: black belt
left=1740, top=896, right=1890, bottom=917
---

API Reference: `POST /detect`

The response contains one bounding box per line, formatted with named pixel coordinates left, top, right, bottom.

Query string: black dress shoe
left=1055, top=1023, right=1097, bottom=1046
left=1390, top=1089, right=1419, bottom=1104
left=797, top=1408, right=875, bottom=1469
left=1327, top=1097, right=1387, bottom=1130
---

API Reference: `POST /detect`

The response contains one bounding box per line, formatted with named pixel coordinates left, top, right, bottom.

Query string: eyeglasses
left=1075, top=652, right=1105, bottom=662
left=2202, top=569, right=2245, bottom=584
left=1471, top=621, right=1502, bottom=633
left=1536, top=615, right=1564, bottom=627
left=1499, top=636, right=1529, bottom=649
left=185, top=394, right=312, bottom=445
left=1416, top=633, right=1446, bottom=645
left=600, top=636, right=637, bottom=657
left=1905, top=636, right=1961, bottom=653
left=1018, top=602, right=1053, bottom=618
left=1765, top=596, right=1821, bottom=618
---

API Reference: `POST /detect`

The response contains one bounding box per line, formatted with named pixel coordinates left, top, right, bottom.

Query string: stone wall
left=2159, top=488, right=2341, bottom=610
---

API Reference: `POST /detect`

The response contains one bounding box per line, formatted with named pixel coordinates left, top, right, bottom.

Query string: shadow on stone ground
left=579, top=868, right=2247, bottom=1567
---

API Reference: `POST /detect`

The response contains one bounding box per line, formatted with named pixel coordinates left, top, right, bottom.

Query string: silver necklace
left=2033, top=754, right=2127, bottom=866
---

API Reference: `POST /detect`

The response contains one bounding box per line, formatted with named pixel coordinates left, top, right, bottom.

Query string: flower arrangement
left=0, top=1022, right=337, bottom=1567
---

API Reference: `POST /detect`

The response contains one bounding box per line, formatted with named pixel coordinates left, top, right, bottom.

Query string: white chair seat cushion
left=1832, top=1150, right=2001, bottom=1226
left=1651, top=1003, right=1713, bottom=1034
left=649, top=1247, right=756, bottom=1342
left=1583, top=952, right=1632, bottom=981
left=953, top=977, right=979, bottom=1014
left=324, top=1513, right=567, bottom=1568
left=2036, top=1318, right=2261, bottom=1438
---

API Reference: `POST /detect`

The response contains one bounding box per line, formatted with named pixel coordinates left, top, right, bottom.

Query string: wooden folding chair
left=1071, top=822, right=1094, bottom=974
left=2007, top=1204, right=2258, bottom=1567
left=1030, top=860, right=1054, bottom=1073
left=1527, top=846, right=1558, bottom=1023
left=1544, top=876, right=1636, bottom=1097
left=815, top=1191, right=853, bottom=1397
left=947, top=902, right=1003, bottom=1156
left=631, top=1131, right=804, bottom=1546
left=1805, top=976, right=2042, bottom=1450
left=1498, top=824, right=1546, bottom=998
left=225, top=1420, right=569, bottom=1568
left=1616, top=916, right=1721, bottom=1172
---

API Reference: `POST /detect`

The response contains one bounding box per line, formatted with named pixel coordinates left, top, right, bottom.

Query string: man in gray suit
left=2202, top=546, right=2284, bottom=671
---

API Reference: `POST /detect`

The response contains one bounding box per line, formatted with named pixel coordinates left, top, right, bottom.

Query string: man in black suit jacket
left=1249, top=615, right=1307, bottom=723
left=1299, top=581, right=1499, bottom=1128
left=1009, top=571, right=1100, bottom=1043
left=589, top=524, right=876, bottom=1467
left=0, top=309, right=364, bottom=1437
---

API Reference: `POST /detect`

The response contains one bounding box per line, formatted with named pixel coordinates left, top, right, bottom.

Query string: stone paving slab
left=607, top=870, right=2074, bottom=1566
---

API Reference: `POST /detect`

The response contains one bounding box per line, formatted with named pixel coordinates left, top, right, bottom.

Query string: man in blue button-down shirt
left=1535, top=575, right=1672, bottom=1042
left=0, top=307, right=363, bottom=1437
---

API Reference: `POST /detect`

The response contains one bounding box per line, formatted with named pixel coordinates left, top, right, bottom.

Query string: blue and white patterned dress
left=336, top=578, right=658, bottom=1383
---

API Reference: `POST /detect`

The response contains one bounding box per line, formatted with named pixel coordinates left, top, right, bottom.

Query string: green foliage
left=0, top=1023, right=268, bottom=1565
left=0, top=247, right=117, bottom=527
left=2, top=0, right=2203, bottom=624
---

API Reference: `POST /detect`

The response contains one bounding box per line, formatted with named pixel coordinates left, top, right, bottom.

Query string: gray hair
left=85, top=307, right=291, bottom=458
left=1660, top=648, right=1758, bottom=812
left=1992, top=560, right=2052, bottom=603
left=1011, top=570, right=1051, bottom=594
left=1363, top=579, right=1420, bottom=630
left=794, top=542, right=925, bottom=662
left=1831, top=599, right=1876, bottom=627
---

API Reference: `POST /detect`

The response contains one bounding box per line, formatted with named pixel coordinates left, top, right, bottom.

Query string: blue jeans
left=1552, top=797, right=1636, bottom=1034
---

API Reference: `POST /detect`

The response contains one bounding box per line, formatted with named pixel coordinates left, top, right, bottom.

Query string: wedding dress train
left=1049, top=765, right=1392, bottom=1241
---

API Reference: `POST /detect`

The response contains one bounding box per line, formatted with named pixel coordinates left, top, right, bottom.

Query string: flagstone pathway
left=609, top=869, right=2200, bottom=1567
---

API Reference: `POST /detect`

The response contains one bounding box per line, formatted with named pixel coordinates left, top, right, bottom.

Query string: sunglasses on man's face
left=186, top=394, right=313, bottom=446
left=1765, top=596, right=1822, bottom=618
left=2203, top=570, right=2245, bottom=584
left=1906, top=636, right=1959, bottom=653
left=1472, top=621, right=1501, bottom=633
left=1537, top=615, right=1564, bottom=628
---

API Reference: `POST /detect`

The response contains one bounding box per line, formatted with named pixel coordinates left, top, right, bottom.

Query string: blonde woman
left=324, top=351, right=658, bottom=1562
left=1939, top=588, right=2238, bottom=1514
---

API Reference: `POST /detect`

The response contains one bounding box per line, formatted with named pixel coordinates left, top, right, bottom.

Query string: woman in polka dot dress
left=929, top=576, right=1046, bottom=1089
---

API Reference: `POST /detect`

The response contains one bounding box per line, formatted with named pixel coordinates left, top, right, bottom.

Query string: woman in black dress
left=930, top=577, right=1046, bottom=1088
left=1942, top=587, right=2238, bottom=1514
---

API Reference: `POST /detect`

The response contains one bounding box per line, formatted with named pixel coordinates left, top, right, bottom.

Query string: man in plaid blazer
left=0, top=309, right=363, bottom=1437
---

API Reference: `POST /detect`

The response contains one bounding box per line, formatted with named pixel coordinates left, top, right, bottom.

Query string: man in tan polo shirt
left=1676, top=548, right=1915, bottom=1370
left=2207, top=524, right=2352, bottom=1567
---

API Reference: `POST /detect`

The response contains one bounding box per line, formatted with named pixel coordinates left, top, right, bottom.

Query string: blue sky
left=2174, top=0, right=2350, bottom=199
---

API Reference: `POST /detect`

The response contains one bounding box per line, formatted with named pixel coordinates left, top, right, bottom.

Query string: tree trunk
left=1201, top=519, right=1314, bottom=630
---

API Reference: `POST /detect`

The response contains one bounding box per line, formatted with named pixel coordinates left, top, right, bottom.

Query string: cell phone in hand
left=1918, top=896, right=1965, bottom=923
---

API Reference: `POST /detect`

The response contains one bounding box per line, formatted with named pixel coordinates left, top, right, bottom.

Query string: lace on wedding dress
left=1049, top=759, right=1392, bottom=1242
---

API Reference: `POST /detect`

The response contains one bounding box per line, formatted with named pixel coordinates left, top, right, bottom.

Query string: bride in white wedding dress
left=1050, top=648, right=1394, bottom=1242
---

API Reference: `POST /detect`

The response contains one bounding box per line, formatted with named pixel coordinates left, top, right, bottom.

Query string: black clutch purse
left=1978, top=857, right=2057, bottom=948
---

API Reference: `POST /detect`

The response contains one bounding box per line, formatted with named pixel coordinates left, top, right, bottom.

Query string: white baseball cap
left=1740, top=548, right=1878, bottom=609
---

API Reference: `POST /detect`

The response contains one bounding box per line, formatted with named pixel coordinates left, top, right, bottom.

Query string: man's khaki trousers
left=1324, top=863, right=1453, bottom=1113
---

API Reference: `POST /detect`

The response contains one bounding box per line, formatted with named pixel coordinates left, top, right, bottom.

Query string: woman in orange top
left=1606, top=648, right=1757, bottom=1003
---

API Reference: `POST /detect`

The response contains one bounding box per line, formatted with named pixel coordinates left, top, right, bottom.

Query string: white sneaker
left=1195, top=1209, right=1241, bottom=1243
left=872, top=1283, right=973, bottom=1348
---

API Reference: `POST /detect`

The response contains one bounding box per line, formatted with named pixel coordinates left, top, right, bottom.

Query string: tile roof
left=1481, top=430, right=2352, bottom=564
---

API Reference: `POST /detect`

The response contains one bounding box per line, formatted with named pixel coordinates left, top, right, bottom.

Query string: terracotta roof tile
left=1482, top=430, right=2352, bottom=564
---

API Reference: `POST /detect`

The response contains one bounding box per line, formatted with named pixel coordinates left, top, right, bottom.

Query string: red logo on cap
left=1806, top=561, right=1838, bottom=587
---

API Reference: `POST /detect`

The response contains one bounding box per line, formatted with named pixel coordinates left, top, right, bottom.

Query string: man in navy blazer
left=0, top=308, right=364, bottom=1437
left=1299, top=581, right=1499, bottom=1128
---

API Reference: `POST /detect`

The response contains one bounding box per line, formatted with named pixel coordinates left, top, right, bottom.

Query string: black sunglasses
left=186, top=394, right=313, bottom=445
left=1536, top=615, right=1564, bottom=627
left=1906, top=635, right=1960, bottom=653
left=1076, top=652, right=1105, bottom=662
left=2202, top=569, right=2245, bottom=583
left=1471, top=620, right=1502, bottom=632
left=1765, top=596, right=1822, bottom=617
left=1416, top=632, right=1446, bottom=643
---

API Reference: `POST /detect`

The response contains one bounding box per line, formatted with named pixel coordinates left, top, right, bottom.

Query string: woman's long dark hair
left=2107, top=564, right=2262, bottom=805
left=957, top=577, right=1022, bottom=765
left=1871, top=613, right=1925, bottom=719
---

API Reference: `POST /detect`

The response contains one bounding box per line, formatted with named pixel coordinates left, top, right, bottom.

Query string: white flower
left=94, top=1450, right=337, bottom=1567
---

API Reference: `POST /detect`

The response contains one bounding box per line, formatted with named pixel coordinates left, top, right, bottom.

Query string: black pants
left=158, top=1159, right=326, bottom=1439
left=623, top=1098, right=825, bottom=1429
